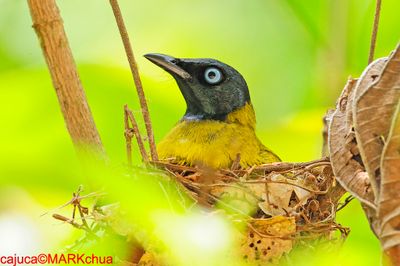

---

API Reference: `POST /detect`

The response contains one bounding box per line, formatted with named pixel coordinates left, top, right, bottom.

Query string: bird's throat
left=182, top=102, right=256, bottom=128
left=224, top=102, right=256, bottom=128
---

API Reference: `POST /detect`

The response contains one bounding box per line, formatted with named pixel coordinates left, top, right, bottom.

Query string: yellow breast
left=158, top=103, right=280, bottom=169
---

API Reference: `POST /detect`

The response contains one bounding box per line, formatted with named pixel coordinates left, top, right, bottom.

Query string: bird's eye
left=204, top=67, right=223, bottom=85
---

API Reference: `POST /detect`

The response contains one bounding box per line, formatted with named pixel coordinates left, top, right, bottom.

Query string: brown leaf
left=378, top=100, right=400, bottom=250
left=353, top=57, right=387, bottom=101
left=354, top=45, right=400, bottom=196
left=322, top=109, right=335, bottom=157
left=329, top=78, right=375, bottom=208
left=246, top=174, right=312, bottom=217
left=258, top=174, right=296, bottom=216
left=241, top=216, right=295, bottom=265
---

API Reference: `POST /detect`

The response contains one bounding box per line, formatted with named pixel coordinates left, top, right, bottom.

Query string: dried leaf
left=293, top=182, right=312, bottom=202
left=241, top=216, right=295, bottom=265
left=258, top=174, right=296, bottom=216
left=329, top=78, right=375, bottom=208
left=378, top=100, right=400, bottom=250
left=322, top=109, right=335, bottom=157
left=354, top=45, right=400, bottom=196
left=250, top=174, right=312, bottom=217
left=353, top=57, right=387, bottom=101
left=362, top=203, right=380, bottom=237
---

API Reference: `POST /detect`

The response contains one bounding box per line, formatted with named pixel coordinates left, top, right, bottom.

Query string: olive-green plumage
left=145, top=53, right=280, bottom=168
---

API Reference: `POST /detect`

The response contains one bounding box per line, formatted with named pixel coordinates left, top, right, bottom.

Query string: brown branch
left=77, top=204, right=90, bottom=230
left=109, top=0, right=158, bottom=161
left=124, top=106, right=133, bottom=166
left=368, top=0, right=382, bottom=64
left=27, top=0, right=105, bottom=160
left=53, top=214, right=89, bottom=231
left=125, top=105, right=149, bottom=162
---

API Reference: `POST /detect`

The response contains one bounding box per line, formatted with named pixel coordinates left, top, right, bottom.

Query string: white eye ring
left=204, top=67, right=222, bottom=84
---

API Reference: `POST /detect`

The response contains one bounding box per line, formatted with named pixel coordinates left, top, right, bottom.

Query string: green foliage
left=1, top=0, right=398, bottom=264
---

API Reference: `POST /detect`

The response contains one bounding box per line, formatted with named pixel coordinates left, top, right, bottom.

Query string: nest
left=148, top=157, right=350, bottom=265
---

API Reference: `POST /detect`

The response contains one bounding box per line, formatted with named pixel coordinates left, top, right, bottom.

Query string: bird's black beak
left=144, top=53, right=192, bottom=80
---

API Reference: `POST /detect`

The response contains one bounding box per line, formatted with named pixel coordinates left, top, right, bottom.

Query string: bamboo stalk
left=109, top=0, right=158, bottom=161
left=27, top=0, right=105, bottom=160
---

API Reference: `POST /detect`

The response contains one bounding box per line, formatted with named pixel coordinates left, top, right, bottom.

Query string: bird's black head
left=144, top=53, right=250, bottom=121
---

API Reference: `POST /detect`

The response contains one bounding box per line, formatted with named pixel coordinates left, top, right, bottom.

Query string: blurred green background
left=0, top=0, right=399, bottom=264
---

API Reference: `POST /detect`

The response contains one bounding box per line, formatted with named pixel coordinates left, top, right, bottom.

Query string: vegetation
left=0, top=0, right=399, bottom=265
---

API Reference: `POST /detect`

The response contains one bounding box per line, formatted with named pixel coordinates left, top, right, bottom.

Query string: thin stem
left=109, top=0, right=158, bottom=161
left=124, top=106, right=133, bottom=166
left=125, top=105, right=149, bottom=162
left=368, top=0, right=382, bottom=64
left=53, top=214, right=89, bottom=231
left=77, top=204, right=90, bottom=230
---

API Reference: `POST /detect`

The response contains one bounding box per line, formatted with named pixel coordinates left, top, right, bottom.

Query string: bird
left=144, top=53, right=280, bottom=169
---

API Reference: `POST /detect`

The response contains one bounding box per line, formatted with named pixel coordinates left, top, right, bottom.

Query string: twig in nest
left=304, top=161, right=331, bottom=170
left=124, top=105, right=149, bottom=163
left=109, top=0, right=158, bottom=161
left=231, top=153, right=241, bottom=170
left=297, top=223, right=350, bottom=239
left=228, top=157, right=330, bottom=175
left=368, top=0, right=382, bottom=64
left=242, top=180, right=330, bottom=195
